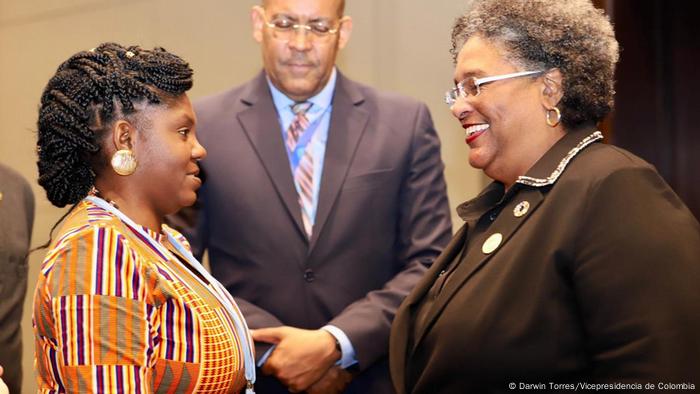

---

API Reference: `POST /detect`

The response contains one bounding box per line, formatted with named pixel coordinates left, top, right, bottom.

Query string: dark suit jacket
left=0, top=163, right=34, bottom=394
left=176, top=71, right=452, bottom=393
left=390, top=128, right=700, bottom=394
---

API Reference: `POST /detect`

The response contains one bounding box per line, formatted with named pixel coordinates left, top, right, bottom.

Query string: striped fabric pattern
left=33, top=200, right=247, bottom=393
left=286, top=101, right=315, bottom=237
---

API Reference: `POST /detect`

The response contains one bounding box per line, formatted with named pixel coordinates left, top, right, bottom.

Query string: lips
left=190, top=174, right=202, bottom=189
left=464, top=123, right=489, bottom=144
left=285, top=62, right=314, bottom=74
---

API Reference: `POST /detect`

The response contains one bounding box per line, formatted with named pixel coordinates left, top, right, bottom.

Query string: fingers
left=251, top=326, right=288, bottom=344
left=305, top=366, right=353, bottom=394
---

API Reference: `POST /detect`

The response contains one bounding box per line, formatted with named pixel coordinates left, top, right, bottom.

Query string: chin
left=180, top=194, right=198, bottom=208
left=468, top=155, right=486, bottom=171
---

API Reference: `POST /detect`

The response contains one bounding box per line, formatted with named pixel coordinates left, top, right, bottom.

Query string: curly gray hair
left=451, top=0, right=619, bottom=128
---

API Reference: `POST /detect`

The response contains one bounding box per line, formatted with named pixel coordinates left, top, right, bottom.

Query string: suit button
left=304, top=269, right=315, bottom=282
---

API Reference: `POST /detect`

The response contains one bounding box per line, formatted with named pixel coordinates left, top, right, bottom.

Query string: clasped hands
left=252, top=326, right=353, bottom=393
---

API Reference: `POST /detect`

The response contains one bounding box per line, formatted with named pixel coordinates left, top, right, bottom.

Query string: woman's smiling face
left=132, top=94, right=207, bottom=216
left=450, top=35, right=546, bottom=185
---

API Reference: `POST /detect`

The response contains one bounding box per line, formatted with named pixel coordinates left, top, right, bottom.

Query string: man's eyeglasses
left=260, top=10, right=347, bottom=41
left=445, top=70, right=543, bottom=106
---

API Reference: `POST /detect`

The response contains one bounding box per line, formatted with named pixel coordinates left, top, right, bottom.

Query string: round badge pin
left=513, top=200, right=530, bottom=217
left=482, top=233, right=503, bottom=254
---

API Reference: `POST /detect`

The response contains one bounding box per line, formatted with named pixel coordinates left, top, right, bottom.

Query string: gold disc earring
left=111, top=149, right=137, bottom=176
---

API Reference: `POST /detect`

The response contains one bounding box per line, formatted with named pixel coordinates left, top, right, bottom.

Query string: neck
left=494, top=126, right=567, bottom=189
left=94, top=180, right=163, bottom=233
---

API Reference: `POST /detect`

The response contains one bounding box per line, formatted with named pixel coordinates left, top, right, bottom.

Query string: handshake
left=253, top=327, right=355, bottom=393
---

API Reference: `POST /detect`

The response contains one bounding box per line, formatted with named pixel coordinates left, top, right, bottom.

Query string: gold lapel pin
left=482, top=233, right=503, bottom=254
left=0, top=191, right=3, bottom=203
left=513, top=200, right=530, bottom=217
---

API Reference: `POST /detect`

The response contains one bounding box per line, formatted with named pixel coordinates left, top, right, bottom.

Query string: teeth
left=465, top=123, right=489, bottom=137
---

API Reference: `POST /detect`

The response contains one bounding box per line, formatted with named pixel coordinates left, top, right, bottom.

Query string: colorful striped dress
left=33, top=199, right=249, bottom=393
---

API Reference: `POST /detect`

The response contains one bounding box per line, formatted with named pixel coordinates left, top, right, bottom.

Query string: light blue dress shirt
left=261, top=68, right=358, bottom=369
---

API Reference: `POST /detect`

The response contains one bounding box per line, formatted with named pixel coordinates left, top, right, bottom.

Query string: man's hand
left=306, top=366, right=353, bottom=394
left=252, top=326, right=340, bottom=392
left=0, top=365, right=7, bottom=394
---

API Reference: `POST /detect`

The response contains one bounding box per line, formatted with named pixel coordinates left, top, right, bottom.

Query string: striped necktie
left=287, top=102, right=315, bottom=237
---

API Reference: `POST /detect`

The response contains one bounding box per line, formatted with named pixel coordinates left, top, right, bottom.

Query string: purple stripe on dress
left=60, top=297, right=69, bottom=362
left=125, top=222, right=168, bottom=260
left=134, top=365, right=142, bottom=393
left=115, top=234, right=123, bottom=297
left=49, top=348, right=65, bottom=393
left=76, top=296, right=84, bottom=365
left=165, top=301, right=175, bottom=359
left=156, top=266, right=173, bottom=281
left=95, top=228, right=105, bottom=294
left=145, top=304, right=156, bottom=361
left=115, top=365, right=123, bottom=392
left=185, top=303, right=194, bottom=362
left=96, top=365, right=104, bottom=394
left=132, top=254, right=140, bottom=300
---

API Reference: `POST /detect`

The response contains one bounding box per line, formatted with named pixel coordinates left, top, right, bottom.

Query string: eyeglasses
left=260, top=10, right=346, bottom=41
left=444, top=70, right=543, bottom=106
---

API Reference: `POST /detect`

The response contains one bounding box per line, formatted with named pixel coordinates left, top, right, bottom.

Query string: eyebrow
left=174, top=112, right=195, bottom=126
left=271, top=13, right=332, bottom=22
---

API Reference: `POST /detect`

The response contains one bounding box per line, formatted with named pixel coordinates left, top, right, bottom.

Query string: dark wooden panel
left=611, top=0, right=700, bottom=219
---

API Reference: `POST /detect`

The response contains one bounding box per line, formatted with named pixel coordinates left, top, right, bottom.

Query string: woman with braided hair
left=33, top=43, right=256, bottom=393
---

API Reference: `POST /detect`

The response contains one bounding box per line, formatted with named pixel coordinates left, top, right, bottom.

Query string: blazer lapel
left=390, top=226, right=467, bottom=394
left=411, top=187, right=545, bottom=352
left=404, top=226, right=468, bottom=309
left=236, top=72, right=306, bottom=238
left=309, top=73, right=369, bottom=251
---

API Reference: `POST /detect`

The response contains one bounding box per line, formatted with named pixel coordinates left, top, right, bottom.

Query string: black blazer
left=176, top=71, right=452, bottom=393
left=390, top=129, right=700, bottom=393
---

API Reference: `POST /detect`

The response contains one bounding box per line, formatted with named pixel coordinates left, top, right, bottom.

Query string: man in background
left=173, top=0, right=452, bottom=392
left=0, top=163, right=34, bottom=394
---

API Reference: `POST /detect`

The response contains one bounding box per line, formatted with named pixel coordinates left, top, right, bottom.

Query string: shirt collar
left=267, top=67, right=337, bottom=115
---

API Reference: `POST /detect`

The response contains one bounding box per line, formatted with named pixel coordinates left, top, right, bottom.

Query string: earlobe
left=109, top=120, right=138, bottom=176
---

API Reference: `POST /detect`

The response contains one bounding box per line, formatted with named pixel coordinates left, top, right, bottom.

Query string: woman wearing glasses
left=389, top=0, right=700, bottom=392
left=33, top=43, right=255, bottom=393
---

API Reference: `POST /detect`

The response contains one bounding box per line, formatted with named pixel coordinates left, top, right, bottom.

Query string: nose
left=450, top=95, right=473, bottom=121
left=289, top=26, right=312, bottom=51
left=192, top=137, right=207, bottom=161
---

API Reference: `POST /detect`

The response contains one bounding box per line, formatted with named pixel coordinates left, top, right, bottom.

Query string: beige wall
left=0, top=1, right=484, bottom=392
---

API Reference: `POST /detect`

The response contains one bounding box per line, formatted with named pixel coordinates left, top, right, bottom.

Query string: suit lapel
left=236, top=72, right=306, bottom=238
left=309, top=74, right=369, bottom=251
left=390, top=226, right=467, bottom=394
left=411, top=187, right=545, bottom=352
left=404, top=226, right=468, bottom=309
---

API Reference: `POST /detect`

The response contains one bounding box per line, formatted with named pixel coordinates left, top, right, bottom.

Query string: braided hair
left=36, top=42, right=193, bottom=208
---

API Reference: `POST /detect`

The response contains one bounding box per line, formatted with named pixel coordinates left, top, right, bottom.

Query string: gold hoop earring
left=111, top=149, right=137, bottom=176
left=546, top=107, right=561, bottom=127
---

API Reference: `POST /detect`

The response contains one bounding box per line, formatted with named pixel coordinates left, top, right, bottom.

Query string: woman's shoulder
left=565, top=142, right=661, bottom=186
left=41, top=200, right=143, bottom=274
